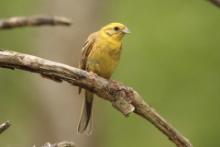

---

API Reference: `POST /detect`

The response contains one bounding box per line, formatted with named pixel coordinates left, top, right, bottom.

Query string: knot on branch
left=0, top=50, right=193, bottom=147
left=107, top=81, right=135, bottom=116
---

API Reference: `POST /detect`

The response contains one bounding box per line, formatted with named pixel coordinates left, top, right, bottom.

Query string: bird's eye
left=114, top=26, right=120, bottom=31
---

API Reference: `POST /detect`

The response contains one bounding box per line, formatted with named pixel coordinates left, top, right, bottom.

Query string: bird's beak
left=122, top=27, right=130, bottom=34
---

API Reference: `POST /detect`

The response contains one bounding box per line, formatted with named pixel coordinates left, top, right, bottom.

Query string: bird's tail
left=77, top=90, right=94, bottom=135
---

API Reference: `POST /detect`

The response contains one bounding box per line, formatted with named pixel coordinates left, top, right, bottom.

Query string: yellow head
left=100, top=22, right=130, bottom=41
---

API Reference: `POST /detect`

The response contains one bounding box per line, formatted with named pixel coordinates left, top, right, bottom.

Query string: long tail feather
left=77, top=90, right=94, bottom=135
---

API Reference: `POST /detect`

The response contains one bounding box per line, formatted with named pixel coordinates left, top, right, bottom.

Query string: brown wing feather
left=78, top=32, right=97, bottom=94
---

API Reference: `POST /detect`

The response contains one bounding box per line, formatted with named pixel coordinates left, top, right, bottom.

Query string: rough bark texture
left=0, top=16, right=71, bottom=29
left=0, top=50, right=193, bottom=147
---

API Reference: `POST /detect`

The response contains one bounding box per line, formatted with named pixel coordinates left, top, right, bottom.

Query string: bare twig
left=0, top=50, right=193, bottom=147
left=0, top=16, right=72, bottom=29
left=41, top=141, right=75, bottom=147
left=0, top=121, right=11, bottom=134
left=0, top=121, right=74, bottom=147
left=208, top=0, right=220, bottom=7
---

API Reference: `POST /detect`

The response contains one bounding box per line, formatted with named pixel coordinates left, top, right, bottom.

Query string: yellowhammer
left=78, top=22, right=130, bottom=135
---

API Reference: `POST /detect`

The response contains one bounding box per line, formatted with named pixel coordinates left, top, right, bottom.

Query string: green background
left=1, top=0, right=220, bottom=147
left=0, top=0, right=41, bottom=146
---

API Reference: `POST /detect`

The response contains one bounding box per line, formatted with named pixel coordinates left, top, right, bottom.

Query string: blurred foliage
left=0, top=0, right=41, bottom=146
left=97, top=0, right=220, bottom=147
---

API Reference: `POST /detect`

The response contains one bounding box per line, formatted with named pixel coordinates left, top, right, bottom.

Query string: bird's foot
left=88, top=71, right=98, bottom=76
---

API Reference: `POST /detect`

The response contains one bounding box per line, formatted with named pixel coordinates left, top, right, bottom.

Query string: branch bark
left=41, top=141, right=75, bottom=147
left=0, top=50, right=193, bottom=147
left=0, top=121, right=11, bottom=134
left=0, top=16, right=72, bottom=29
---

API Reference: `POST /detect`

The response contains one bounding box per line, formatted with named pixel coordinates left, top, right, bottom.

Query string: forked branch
left=0, top=50, right=193, bottom=147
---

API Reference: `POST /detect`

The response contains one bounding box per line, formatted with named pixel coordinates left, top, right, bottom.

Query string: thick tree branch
left=0, top=16, right=72, bottom=29
left=0, top=50, right=193, bottom=147
left=0, top=121, right=11, bottom=134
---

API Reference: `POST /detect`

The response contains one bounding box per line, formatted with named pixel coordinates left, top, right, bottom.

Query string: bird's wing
left=79, top=32, right=97, bottom=70
left=79, top=32, right=97, bottom=94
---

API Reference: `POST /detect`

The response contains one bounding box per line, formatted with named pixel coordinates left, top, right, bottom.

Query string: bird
left=78, top=22, right=130, bottom=135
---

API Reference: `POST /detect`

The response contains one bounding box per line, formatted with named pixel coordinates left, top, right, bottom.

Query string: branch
left=41, top=141, right=75, bottom=147
left=0, top=16, right=72, bottom=29
left=0, top=121, right=11, bottom=134
left=0, top=50, right=193, bottom=147
left=208, top=0, right=220, bottom=7
left=0, top=121, right=74, bottom=147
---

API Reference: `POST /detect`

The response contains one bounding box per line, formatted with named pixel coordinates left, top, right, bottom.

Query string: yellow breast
left=87, top=32, right=122, bottom=78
